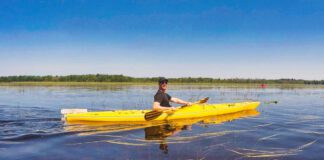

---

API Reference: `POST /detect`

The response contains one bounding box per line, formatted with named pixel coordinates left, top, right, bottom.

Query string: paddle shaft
left=144, top=97, right=209, bottom=121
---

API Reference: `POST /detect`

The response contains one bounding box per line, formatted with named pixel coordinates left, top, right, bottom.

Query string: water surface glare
left=0, top=85, right=323, bottom=159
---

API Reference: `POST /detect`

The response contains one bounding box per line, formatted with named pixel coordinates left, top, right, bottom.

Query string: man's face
left=159, top=81, right=168, bottom=90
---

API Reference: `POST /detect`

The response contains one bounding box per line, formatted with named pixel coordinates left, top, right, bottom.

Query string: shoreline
left=0, top=81, right=323, bottom=88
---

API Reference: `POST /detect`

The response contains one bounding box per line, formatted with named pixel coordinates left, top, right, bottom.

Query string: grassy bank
left=0, top=74, right=323, bottom=85
left=0, top=81, right=156, bottom=86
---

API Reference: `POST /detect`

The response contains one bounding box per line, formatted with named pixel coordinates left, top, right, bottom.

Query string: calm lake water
left=0, top=84, right=324, bottom=159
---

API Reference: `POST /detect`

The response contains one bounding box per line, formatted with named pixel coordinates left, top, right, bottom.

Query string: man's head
left=158, top=77, right=168, bottom=91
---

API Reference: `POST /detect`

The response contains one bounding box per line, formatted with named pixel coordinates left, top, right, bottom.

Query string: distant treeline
left=0, top=74, right=323, bottom=84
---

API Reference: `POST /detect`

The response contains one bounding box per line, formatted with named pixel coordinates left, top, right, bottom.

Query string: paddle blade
left=181, top=97, right=209, bottom=108
left=144, top=110, right=163, bottom=121
left=197, top=97, right=209, bottom=104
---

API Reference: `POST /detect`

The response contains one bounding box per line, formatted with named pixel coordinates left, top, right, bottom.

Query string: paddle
left=144, top=97, right=209, bottom=121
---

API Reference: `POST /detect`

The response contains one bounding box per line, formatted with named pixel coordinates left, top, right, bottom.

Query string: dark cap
left=158, top=77, right=168, bottom=84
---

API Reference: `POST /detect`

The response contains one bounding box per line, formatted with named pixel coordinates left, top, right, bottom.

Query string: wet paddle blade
left=144, top=110, right=163, bottom=121
left=181, top=97, right=209, bottom=108
left=197, top=97, right=209, bottom=104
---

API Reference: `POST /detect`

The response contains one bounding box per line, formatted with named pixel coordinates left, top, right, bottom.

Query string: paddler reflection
left=145, top=123, right=192, bottom=154
left=144, top=109, right=259, bottom=154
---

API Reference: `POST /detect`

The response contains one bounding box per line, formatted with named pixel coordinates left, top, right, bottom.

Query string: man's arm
left=153, top=102, right=177, bottom=111
left=170, top=97, right=192, bottom=106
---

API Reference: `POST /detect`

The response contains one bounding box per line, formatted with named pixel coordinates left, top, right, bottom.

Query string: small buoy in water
left=260, top=84, right=268, bottom=88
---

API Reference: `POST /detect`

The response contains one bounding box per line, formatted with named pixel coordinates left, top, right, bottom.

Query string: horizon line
left=0, top=74, right=322, bottom=81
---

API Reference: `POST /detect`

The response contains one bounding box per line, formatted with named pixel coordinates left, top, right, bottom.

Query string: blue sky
left=0, top=0, right=323, bottom=80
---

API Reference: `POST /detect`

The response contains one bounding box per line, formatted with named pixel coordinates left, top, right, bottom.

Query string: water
left=0, top=84, right=323, bottom=159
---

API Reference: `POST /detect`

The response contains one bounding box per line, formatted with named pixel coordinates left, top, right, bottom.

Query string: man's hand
left=170, top=107, right=178, bottom=111
left=186, top=102, right=192, bottom=106
left=164, top=107, right=178, bottom=114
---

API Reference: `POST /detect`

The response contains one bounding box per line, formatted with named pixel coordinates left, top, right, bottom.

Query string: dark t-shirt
left=154, top=90, right=172, bottom=107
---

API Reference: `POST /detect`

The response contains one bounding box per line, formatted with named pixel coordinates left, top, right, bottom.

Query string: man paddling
left=153, top=77, right=192, bottom=111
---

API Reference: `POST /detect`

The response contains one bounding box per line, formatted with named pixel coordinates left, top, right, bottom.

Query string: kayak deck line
left=61, top=101, right=260, bottom=123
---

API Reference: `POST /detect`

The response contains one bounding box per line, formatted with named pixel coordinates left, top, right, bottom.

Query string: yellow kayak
left=64, top=109, right=260, bottom=136
left=62, top=101, right=260, bottom=123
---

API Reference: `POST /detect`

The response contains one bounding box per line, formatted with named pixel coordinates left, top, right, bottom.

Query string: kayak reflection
left=143, top=109, right=259, bottom=154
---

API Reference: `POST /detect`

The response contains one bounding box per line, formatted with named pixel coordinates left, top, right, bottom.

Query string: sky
left=0, top=0, right=323, bottom=80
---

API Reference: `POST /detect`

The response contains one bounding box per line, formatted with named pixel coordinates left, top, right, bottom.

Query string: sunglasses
left=160, top=81, right=168, bottom=84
